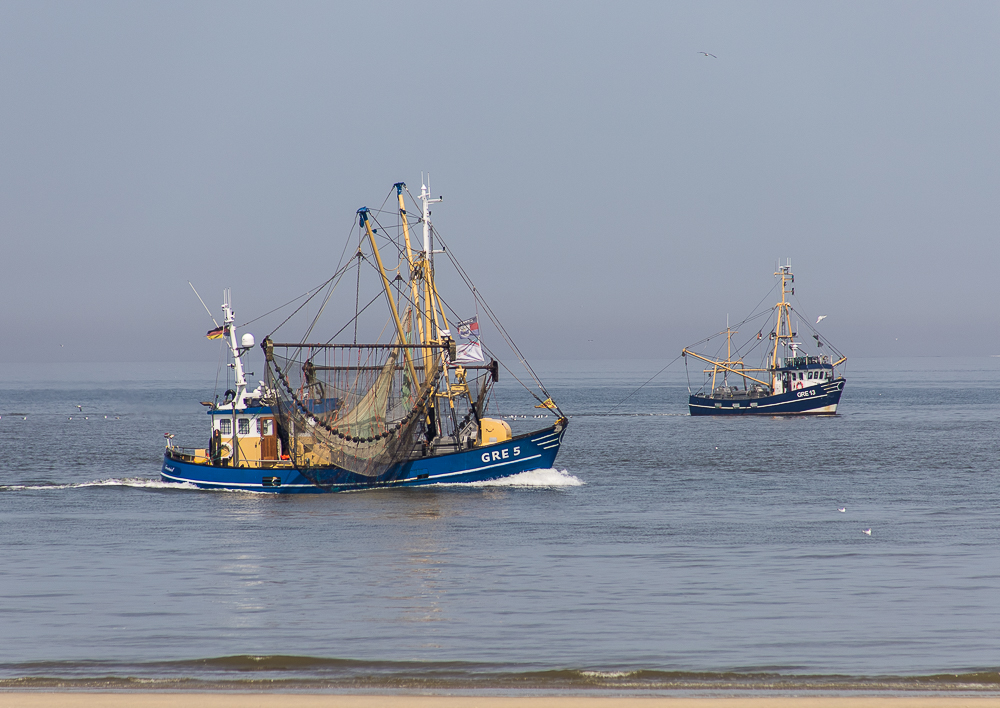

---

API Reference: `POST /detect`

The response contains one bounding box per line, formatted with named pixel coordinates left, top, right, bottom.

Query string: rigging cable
left=399, top=183, right=563, bottom=414
left=606, top=353, right=685, bottom=414
left=354, top=245, right=362, bottom=344
left=435, top=230, right=560, bottom=413
left=266, top=213, right=361, bottom=342
left=239, top=286, right=323, bottom=329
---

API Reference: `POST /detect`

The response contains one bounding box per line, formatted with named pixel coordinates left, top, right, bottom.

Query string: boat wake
left=437, top=468, right=583, bottom=488
left=2, top=472, right=584, bottom=493
left=0, top=478, right=199, bottom=492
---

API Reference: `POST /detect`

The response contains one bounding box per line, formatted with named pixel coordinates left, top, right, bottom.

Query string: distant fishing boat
left=682, top=261, right=846, bottom=415
left=162, top=181, right=567, bottom=492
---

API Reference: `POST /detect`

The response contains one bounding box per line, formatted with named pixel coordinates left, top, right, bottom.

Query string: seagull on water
left=862, top=528, right=872, bottom=536
left=816, top=315, right=827, bottom=324
left=838, top=507, right=846, bottom=513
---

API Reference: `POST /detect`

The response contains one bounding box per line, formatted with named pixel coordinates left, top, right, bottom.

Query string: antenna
left=188, top=281, right=220, bottom=327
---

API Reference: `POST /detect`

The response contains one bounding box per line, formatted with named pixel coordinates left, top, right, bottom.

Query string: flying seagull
left=699, top=52, right=717, bottom=58
left=77, top=405, right=82, bottom=411
left=816, top=315, right=827, bottom=324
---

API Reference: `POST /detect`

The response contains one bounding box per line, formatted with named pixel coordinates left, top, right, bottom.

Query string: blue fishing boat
left=682, top=261, right=846, bottom=416
left=163, top=181, right=566, bottom=492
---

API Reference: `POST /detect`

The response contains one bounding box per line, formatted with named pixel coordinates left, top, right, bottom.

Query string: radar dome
left=241, top=333, right=255, bottom=348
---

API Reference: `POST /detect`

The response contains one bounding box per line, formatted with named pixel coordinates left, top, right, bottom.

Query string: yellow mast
left=771, top=260, right=795, bottom=371
left=357, top=208, right=419, bottom=387
left=395, top=183, right=429, bottom=377
left=416, top=181, right=465, bottom=416
left=394, top=180, right=484, bottom=424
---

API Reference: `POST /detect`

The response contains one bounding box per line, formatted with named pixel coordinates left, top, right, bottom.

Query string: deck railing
left=165, top=445, right=291, bottom=469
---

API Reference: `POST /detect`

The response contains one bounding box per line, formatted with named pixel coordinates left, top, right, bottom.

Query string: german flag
left=206, top=326, right=229, bottom=340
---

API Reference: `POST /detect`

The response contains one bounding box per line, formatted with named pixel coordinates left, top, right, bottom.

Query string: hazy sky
left=2, top=1, right=998, bottom=364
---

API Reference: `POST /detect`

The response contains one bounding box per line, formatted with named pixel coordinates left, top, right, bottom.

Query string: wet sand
left=2, top=695, right=1000, bottom=708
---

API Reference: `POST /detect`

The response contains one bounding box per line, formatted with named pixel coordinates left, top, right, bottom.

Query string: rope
left=354, top=248, right=362, bottom=344
left=265, top=213, right=360, bottom=341
left=606, top=353, right=684, bottom=414
left=240, top=287, right=322, bottom=328
left=435, top=231, right=562, bottom=416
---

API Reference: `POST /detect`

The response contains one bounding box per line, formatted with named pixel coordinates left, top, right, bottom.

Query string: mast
left=357, top=207, right=420, bottom=386
left=419, top=178, right=462, bottom=434
left=222, top=289, right=249, bottom=409
left=420, top=178, right=445, bottom=337
left=420, top=178, right=442, bottom=271
left=222, top=289, right=244, bottom=468
left=771, top=260, right=795, bottom=371
left=395, top=182, right=427, bottom=374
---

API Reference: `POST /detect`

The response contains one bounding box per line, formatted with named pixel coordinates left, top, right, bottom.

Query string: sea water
left=1, top=357, right=999, bottom=692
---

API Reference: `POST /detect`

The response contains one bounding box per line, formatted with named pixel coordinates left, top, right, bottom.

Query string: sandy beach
left=2, top=696, right=1000, bottom=708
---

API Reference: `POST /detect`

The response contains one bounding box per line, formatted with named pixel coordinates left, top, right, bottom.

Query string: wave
left=0, top=471, right=583, bottom=494
left=1, top=656, right=999, bottom=691
left=0, top=477, right=198, bottom=492
left=436, top=468, right=584, bottom=488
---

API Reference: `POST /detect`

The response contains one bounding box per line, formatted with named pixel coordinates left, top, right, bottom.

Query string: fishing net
left=263, top=337, right=442, bottom=486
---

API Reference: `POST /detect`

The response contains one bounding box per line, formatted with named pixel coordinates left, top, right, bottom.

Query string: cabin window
left=258, top=419, right=273, bottom=436
left=238, top=418, right=251, bottom=436
left=808, top=372, right=813, bottom=380
left=219, top=418, right=232, bottom=435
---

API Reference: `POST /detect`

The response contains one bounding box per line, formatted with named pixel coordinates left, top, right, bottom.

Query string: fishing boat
left=162, top=181, right=567, bottom=492
left=682, top=261, right=846, bottom=416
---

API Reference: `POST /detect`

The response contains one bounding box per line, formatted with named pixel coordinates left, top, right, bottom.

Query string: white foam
left=437, top=468, right=583, bottom=488
left=1, top=477, right=199, bottom=491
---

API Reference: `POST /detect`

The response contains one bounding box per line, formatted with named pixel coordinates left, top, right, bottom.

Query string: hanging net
left=263, top=337, right=443, bottom=487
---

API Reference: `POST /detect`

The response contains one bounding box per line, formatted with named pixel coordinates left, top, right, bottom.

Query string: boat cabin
left=201, top=405, right=285, bottom=467
left=771, top=355, right=834, bottom=395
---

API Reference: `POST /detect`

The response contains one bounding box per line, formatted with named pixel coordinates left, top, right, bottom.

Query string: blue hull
left=161, top=424, right=565, bottom=493
left=689, top=378, right=845, bottom=416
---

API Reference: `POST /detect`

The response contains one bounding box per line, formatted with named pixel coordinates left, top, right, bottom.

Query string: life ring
left=219, top=442, right=232, bottom=459
left=794, top=381, right=804, bottom=390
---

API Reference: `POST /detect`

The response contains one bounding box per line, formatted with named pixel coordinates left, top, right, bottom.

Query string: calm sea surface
left=1, top=357, right=999, bottom=692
